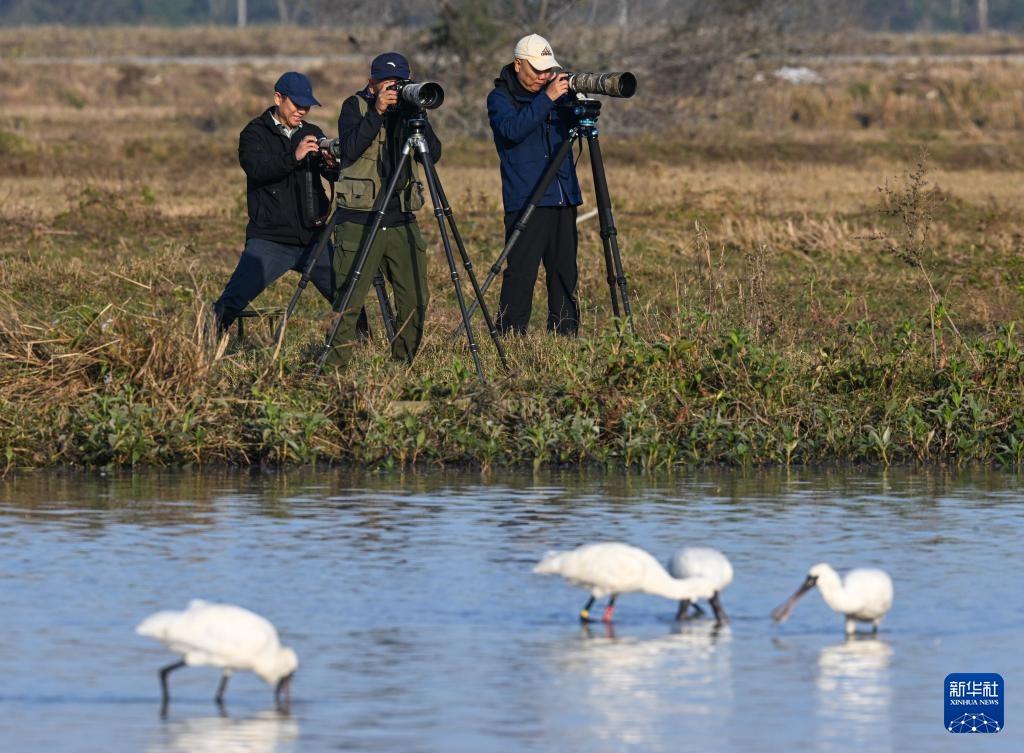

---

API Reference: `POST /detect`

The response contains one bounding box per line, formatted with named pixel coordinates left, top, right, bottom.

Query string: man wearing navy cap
left=325, top=52, right=442, bottom=368
left=212, top=71, right=340, bottom=335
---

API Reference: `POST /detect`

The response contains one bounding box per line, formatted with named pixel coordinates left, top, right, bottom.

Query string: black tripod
left=456, top=97, right=632, bottom=337
left=317, top=114, right=507, bottom=380
left=274, top=212, right=396, bottom=345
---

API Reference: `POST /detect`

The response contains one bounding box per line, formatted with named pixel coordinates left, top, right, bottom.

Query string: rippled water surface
left=0, top=468, right=1021, bottom=752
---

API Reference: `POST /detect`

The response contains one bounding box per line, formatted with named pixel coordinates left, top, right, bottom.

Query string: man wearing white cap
left=487, top=33, right=582, bottom=336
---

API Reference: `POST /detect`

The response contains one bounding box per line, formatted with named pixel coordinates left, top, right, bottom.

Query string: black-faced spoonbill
left=771, top=563, right=894, bottom=635
left=666, top=547, right=734, bottom=625
left=533, top=542, right=716, bottom=623
left=136, top=600, right=298, bottom=712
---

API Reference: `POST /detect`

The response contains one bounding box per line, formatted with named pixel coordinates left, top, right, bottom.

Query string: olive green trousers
left=326, top=221, right=429, bottom=367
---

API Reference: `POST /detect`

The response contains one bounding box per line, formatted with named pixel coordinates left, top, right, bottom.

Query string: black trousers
left=497, top=205, right=579, bottom=335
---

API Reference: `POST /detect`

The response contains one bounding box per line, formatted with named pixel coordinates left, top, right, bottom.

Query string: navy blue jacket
left=487, top=64, right=582, bottom=214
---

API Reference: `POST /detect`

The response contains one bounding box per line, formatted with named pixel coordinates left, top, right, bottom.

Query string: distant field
left=2, top=27, right=1024, bottom=470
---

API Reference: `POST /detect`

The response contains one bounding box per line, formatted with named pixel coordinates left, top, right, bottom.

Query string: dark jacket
left=238, top=107, right=339, bottom=245
left=336, top=90, right=442, bottom=226
left=486, top=64, right=582, bottom=214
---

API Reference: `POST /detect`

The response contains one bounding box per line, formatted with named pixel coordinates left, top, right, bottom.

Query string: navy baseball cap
left=274, top=71, right=320, bottom=107
left=370, top=52, right=411, bottom=81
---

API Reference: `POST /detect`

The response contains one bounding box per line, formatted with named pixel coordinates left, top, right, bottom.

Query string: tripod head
left=402, top=113, right=428, bottom=133
left=560, top=97, right=603, bottom=135
left=397, top=113, right=431, bottom=158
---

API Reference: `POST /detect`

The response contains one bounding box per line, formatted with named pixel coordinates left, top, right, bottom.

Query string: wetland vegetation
left=3, top=26, right=1024, bottom=472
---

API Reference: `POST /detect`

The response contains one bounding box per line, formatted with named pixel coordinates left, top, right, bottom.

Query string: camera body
left=386, top=79, right=445, bottom=111
left=318, top=136, right=342, bottom=160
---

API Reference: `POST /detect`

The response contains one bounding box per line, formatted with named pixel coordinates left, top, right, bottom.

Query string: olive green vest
left=336, top=95, right=425, bottom=213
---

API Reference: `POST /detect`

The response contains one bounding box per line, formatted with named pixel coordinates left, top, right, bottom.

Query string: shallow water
left=0, top=468, right=1020, bottom=752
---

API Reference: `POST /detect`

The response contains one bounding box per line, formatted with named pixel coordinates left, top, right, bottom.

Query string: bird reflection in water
left=816, top=636, right=893, bottom=739
left=545, top=620, right=734, bottom=749
left=146, top=709, right=299, bottom=753
left=579, top=619, right=732, bottom=643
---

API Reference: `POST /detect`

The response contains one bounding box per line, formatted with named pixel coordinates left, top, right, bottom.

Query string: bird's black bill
left=771, top=575, right=817, bottom=623
left=275, top=672, right=294, bottom=710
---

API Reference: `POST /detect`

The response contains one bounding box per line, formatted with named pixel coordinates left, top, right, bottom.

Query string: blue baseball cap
left=370, top=52, right=411, bottom=81
left=274, top=71, right=320, bottom=107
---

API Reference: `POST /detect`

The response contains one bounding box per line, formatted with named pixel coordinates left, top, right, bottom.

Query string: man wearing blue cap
left=325, top=52, right=442, bottom=367
left=213, top=71, right=340, bottom=334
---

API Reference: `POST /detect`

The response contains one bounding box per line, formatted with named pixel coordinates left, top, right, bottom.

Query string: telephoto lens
left=398, top=81, right=445, bottom=110
left=566, top=71, right=637, bottom=98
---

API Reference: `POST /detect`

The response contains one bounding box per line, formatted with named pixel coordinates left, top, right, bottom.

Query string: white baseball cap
left=514, top=34, right=561, bottom=71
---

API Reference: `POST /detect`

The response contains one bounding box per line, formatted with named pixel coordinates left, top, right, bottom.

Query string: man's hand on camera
left=375, top=87, right=399, bottom=115
left=319, top=146, right=337, bottom=168
left=546, top=73, right=570, bottom=102
left=294, top=134, right=320, bottom=161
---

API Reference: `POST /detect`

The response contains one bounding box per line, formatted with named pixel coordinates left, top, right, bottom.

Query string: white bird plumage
left=772, top=563, right=894, bottom=635
left=136, top=600, right=298, bottom=711
left=533, top=542, right=717, bottom=623
left=666, top=546, right=734, bottom=625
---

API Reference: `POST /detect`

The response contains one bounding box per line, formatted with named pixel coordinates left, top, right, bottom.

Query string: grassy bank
left=3, top=28, right=1024, bottom=472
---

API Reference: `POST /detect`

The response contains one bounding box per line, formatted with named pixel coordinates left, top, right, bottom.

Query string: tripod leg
left=429, top=168, right=508, bottom=371
left=318, top=147, right=415, bottom=370
left=449, top=133, right=578, bottom=339
left=275, top=209, right=340, bottom=343
left=372, top=270, right=397, bottom=342
left=413, top=146, right=486, bottom=381
left=585, top=130, right=633, bottom=328
left=355, top=306, right=371, bottom=341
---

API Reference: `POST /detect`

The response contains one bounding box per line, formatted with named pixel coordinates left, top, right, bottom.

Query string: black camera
left=566, top=71, right=637, bottom=99
left=317, top=136, right=342, bottom=159
left=386, top=79, right=445, bottom=111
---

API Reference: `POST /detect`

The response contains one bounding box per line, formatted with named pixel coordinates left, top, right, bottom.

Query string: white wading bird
left=534, top=542, right=716, bottom=623
left=666, top=547, right=734, bottom=625
left=136, top=600, right=298, bottom=712
left=772, top=563, right=894, bottom=635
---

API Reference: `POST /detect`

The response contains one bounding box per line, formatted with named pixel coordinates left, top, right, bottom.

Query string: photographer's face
left=514, top=58, right=556, bottom=93
left=274, top=92, right=309, bottom=128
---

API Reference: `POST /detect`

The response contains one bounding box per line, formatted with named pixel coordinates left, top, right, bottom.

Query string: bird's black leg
left=215, top=672, right=231, bottom=705
left=580, top=596, right=596, bottom=622
left=675, top=599, right=692, bottom=621
left=690, top=602, right=707, bottom=617
left=710, top=592, right=729, bottom=626
left=159, top=660, right=186, bottom=715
